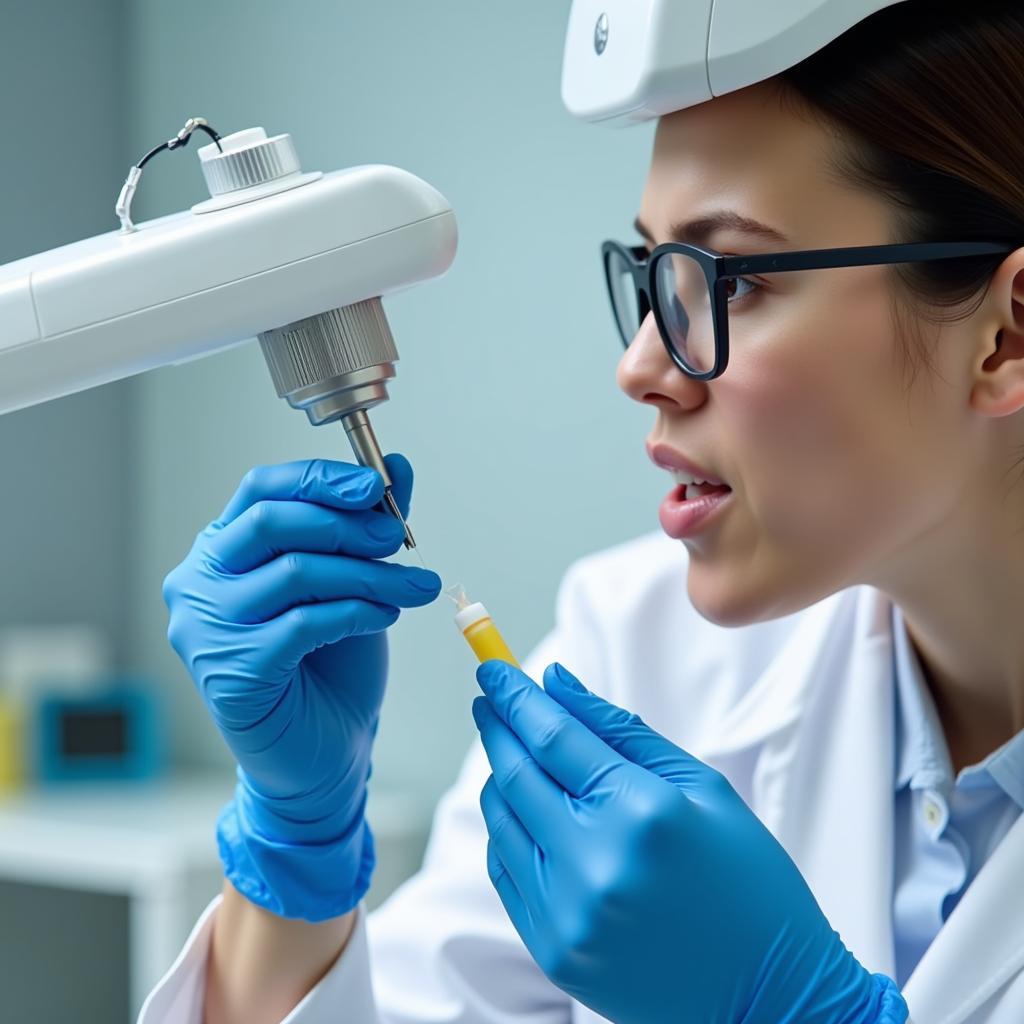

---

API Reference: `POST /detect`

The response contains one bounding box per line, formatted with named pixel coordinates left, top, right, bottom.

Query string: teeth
left=671, top=469, right=710, bottom=486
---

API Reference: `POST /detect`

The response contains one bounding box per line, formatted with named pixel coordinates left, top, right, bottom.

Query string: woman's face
left=617, top=81, right=989, bottom=626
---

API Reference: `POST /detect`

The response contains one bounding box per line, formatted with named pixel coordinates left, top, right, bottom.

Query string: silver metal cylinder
left=258, top=298, right=399, bottom=426
left=200, top=132, right=301, bottom=196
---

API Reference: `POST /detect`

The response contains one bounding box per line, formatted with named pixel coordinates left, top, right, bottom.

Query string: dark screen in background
left=60, top=709, right=128, bottom=757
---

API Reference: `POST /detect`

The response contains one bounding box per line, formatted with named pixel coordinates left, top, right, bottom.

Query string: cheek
left=721, top=296, right=917, bottom=560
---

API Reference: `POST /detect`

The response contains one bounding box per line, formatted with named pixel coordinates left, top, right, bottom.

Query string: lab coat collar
left=696, top=586, right=863, bottom=762
left=698, top=584, right=899, bottom=977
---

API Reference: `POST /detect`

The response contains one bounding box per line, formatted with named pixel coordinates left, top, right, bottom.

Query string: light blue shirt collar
left=892, top=603, right=1024, bottom=808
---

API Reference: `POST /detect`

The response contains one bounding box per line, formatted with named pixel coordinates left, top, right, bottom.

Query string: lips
left=646, top=441, right=728, bottom=487
left=659, top=483, right=734, bottom=539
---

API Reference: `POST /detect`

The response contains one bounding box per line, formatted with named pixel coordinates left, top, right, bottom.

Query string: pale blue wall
left=0, top=5, right=135, bottom=1018
left=123, top=1, right=662, bottom=804
left=0, top=1, right=134, bottom=668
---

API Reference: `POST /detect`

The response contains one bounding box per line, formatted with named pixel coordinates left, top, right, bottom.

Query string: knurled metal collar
left=259, top=298, right=399, bottom=400
left=198, top=127, right=301, bottom=196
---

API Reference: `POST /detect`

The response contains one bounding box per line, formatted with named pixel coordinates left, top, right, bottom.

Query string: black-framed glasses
left=602, top=238, right=1014, bottom=381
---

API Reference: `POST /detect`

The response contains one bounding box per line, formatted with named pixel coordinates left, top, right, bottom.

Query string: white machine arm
left=0, top=128, right=457, bottom=416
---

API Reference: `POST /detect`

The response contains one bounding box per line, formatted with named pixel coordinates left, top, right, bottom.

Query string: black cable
left=117, top=118, right=225, bottom=231
left=136, top=142, right=168, bottom=170
left=135, top=121, right=223, bottom=170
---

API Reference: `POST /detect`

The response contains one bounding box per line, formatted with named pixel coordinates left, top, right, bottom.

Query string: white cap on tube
left=454, top=602, right=490, bottom=633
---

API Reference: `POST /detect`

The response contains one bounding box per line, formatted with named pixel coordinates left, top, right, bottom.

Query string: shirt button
left=923, top=797, right=942, bottom=828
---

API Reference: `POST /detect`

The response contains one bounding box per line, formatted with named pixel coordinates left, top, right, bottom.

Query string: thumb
left=543, top=662, right=714, bottom=791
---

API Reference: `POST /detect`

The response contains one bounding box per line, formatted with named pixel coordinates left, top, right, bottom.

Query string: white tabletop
left=0, top=774, right=429, bottom=893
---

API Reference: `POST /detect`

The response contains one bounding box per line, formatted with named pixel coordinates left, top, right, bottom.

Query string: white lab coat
left=139, top=530, right=1024, bottom=1024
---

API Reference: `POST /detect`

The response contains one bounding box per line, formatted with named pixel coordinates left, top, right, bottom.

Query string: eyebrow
left=633, top=211, right=790, bottom=247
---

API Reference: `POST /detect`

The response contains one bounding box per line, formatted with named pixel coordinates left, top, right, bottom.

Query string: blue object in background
left=35, top=683, right=165, bottom=782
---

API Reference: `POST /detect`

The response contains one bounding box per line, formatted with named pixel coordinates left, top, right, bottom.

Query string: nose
left=616, top=312, right=708, bottom=412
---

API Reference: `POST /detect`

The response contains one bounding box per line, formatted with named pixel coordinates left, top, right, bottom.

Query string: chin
left=684, top=554, right=832, bottom=628
left=685, top=569, right=764, bottom=628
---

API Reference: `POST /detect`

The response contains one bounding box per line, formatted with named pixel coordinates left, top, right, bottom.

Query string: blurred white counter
left=0, top=776, right=431, bottom=1020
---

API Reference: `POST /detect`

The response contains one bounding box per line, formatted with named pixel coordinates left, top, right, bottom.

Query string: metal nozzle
left=342, top=410, right=416, bottom=550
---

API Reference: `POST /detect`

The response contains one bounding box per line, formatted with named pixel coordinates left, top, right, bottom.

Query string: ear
left=970, top=249, right=1024, bottom=418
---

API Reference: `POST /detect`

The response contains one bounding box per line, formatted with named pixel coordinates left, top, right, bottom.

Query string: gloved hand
left=163, top=455, right=441, bottom=921
left=473, top=660, right=908, bottom=1024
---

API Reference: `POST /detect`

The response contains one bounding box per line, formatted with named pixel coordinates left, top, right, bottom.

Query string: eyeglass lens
left=654, top=252, right=716, bottom=374
left=606, top=248, right=718, bottom=375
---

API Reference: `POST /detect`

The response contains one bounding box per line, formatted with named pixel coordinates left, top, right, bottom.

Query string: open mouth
left=682, top=481, right=732, bottom=501
left=660, top=479, right=734, bottom=540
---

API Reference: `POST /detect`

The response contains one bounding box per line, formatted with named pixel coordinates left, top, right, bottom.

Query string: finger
left=206, top=500, right=408, bottom=574
left=486, top=839, right=536, bottom=950
left=475, top=660, right=629, bottom=799
left=383, top=453, right=414, bottom=520
left=219, top=552, right=441, bottom=624
left=472, top=697, right=567, bottom=854
left=261, top=598, right=400, bottom=677
left=216, top=460, right=385, bottom=527
left=480, top=775, right=543, bottom=900
left=542, top=661, right=710, bottom=788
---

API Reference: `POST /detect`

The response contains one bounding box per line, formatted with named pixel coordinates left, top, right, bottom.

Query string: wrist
left=216, top=781, right=376, bottom=922
left=208, top=879, right=359, bottom=1024
left=237, top=763, right=370, bottom=845
left=748, top=921, right=909, bottom=1024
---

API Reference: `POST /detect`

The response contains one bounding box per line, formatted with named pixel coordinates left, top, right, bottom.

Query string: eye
left=724, top=276, right=762, bottom=304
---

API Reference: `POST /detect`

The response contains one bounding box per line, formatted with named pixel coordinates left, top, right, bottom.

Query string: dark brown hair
left=776, top=0, right=1024, bottom=375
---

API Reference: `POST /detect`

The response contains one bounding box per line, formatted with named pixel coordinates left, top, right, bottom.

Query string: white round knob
left=197, top=127, right=302, bottom=197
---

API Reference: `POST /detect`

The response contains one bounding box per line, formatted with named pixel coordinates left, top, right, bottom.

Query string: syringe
left=445, top=584, right=520, bottom=667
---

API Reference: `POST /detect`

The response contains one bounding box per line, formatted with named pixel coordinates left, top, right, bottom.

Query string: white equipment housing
left=561, top=0, right=907, bottom=126
left=0, top=161, right=457, bottom=415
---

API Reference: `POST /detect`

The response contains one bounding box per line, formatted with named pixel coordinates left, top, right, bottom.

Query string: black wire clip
left=115, top=117, right=224, bottom=234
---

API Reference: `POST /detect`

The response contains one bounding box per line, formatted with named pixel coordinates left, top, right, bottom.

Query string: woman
left=140, top=2, right=1024, bottom=1022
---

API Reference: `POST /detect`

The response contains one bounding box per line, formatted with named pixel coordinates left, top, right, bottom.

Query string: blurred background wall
left=0, top=2, right=659, bottom=1019
left=1, top=5, right=134, bottom=1020
left=0, top=0, right=133, bottom=662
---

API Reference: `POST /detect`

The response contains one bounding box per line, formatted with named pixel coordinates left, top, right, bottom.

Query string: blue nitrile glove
left=162, top=456, right=441, bottom=921
left=473, top=660, right=908, bottom=1024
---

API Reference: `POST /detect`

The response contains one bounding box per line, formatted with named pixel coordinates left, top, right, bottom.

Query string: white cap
left=192, top=127, right=322, bottom=214
left=197, top=128, right=301, bottom=196
left=454, top=602, right=490, bottom=633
